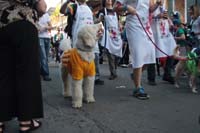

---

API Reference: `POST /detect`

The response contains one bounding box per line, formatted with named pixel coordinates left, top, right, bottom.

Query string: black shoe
left=95, top=79, right=104, bottom=85
left=148, top=81, right=157, bottom=86
left=43, top=76, right=52, bottom=81
left=109, top=75, right=117, bottom=80
left=133, top=88, right=150, bottom=100
left=163, top=76, right=174, bottom=84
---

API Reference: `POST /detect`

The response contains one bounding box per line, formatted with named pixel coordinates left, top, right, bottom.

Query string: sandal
left=0, top=123, right=5, bottom=133
left=19, top=120, right=42, bottom=133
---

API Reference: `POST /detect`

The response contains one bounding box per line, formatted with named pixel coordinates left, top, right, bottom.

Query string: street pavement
left=5, top=62, right=200, bottom=133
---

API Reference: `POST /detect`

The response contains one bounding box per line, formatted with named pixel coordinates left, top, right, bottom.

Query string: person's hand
left=127, top=5, right=136, bottom=15
left=156, top=0, right=163, bottom=6
left=35, top=0, right=47, bottom=16
left=99, top=13, right=104, bottom=21
left=61, top=50, right=71, bottom=67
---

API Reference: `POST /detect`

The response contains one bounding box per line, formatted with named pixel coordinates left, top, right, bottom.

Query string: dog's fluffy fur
left=60, top=23, right=102, bottom=108
left=174, top=46, right=199, bottom=93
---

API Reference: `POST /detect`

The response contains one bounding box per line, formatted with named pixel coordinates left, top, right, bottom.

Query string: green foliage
left=51, top=5, right=61, bottom=17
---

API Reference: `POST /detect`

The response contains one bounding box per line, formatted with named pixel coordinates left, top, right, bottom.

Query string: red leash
left=135, top=14, right=188, bottom=61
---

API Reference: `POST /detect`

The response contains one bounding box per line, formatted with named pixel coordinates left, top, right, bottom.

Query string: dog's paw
left=84, top=97, right=95, bottom=103
left=72, top=102, right=82, bottom=108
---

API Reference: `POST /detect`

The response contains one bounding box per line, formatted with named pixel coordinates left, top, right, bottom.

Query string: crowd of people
left=0, top=0, right=200, bottom=132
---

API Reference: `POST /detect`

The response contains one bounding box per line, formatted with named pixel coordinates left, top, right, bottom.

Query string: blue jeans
left=39, top=38, right=50, bottom=77
left=95, top=53, right=100, bottom=80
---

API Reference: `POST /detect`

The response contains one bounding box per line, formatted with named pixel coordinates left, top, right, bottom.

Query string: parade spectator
left=93, top=16, right=105, bottom=85
left=38, top=12, right=52, bottom=81
left=189, top=5, right=200, bottom=47
left=54, top=27, right=64, bottom=63
left=94, top=40, right=105, bottom=85
left=98, top=0, right=123, bottom=80
left=60, top=0, right=94, bottom=47
left=0, top=0, right=46, bottom=132
left=148, top=3, right=177, bottom=85
left=114, top=0, right=162, bottom=99
left=62, top=0, right=76, bottom=39
left=174, top=20, right=186, bottom=55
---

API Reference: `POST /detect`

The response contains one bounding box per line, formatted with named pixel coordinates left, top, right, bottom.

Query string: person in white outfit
left=148, top=2, right=176, bottom=85
left=189, top=5, right=200, bottom=47
left=98, top=0, right=123, bottom=80
left=60, top=0, right=94, bottom=48
left=114, top=0, right=162, bottom=99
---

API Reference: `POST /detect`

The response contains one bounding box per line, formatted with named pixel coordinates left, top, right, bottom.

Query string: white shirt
left=38, top=13, right=51, bottom=38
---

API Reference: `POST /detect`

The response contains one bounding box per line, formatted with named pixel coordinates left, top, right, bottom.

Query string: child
left=98, top=0, right=123, bottom=80
left=150, top=4, right=177, bottom=84
left=174, top=20, right=186, bottom=56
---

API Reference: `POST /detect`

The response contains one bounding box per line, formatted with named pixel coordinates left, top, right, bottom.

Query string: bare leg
left=133, top=67, right=142, bottom=88
left=133, top=67, right=149, bottom=99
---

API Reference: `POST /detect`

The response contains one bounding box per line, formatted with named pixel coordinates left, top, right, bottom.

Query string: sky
left=45, top=0, right=61, bottom=9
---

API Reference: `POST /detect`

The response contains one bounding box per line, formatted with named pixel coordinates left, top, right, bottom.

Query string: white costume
left=101, top=8, right=122, bottom=57
left=118, top=0, right=155, bottom=68
left=72, top=4, right=93, bottom=47
left=151, top=6, right=176, bottom=58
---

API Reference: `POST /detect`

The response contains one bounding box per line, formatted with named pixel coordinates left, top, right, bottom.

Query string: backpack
left=64, top=3, right=77, bottom=38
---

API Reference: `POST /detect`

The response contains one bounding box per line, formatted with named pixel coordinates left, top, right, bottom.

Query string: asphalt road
left=5, top=62, right=200, bottom=133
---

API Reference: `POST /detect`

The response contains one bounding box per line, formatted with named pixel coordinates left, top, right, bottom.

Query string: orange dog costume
left=66, top=48, right=95, bottom=80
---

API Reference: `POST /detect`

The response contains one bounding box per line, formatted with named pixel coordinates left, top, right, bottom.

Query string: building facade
left=167, top=0, right=198, bottom=23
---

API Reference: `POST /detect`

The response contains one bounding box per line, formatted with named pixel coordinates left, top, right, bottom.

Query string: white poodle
left=60, top=23, right=103, bottom=108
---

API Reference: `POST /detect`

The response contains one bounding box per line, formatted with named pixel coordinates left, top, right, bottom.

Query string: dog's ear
left=78, top=25, right=96, bottom=48
left=77, top=24, right=104, bottom=48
